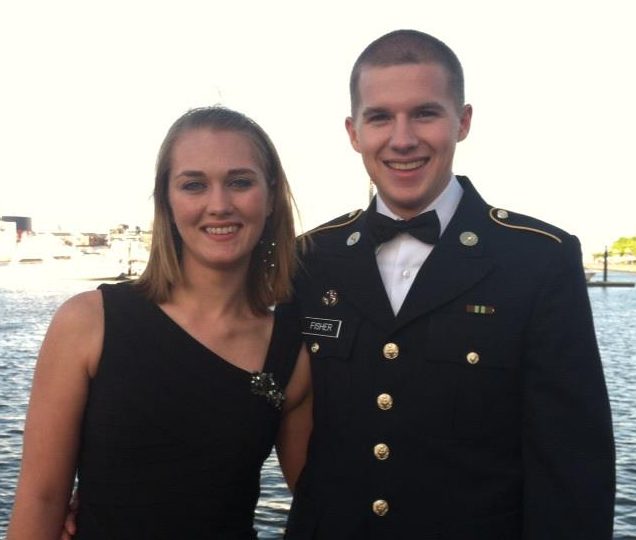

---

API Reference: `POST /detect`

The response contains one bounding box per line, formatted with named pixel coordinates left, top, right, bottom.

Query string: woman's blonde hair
left=136, top=106, right=297, bottom=314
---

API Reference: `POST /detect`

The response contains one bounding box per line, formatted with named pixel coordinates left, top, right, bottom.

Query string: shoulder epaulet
left=489, top=207, right=563, bottom=244
left=299, top=209, right=364, bottom=238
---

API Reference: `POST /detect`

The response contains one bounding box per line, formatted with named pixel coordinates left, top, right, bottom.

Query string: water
left=1, top=269, right=635, bottom=538
left=589, top=272, right=636, bottom=539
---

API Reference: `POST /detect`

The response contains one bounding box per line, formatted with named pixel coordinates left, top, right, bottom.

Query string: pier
left=585, top=248, right=635, bottom=288
left=587, top=281, right=634, bottom=288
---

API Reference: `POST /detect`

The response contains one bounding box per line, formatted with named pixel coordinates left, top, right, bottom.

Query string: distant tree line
left=593, top=236, right=636, bottom=260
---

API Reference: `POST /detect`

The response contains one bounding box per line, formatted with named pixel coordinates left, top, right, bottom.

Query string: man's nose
left=390, top=118, right=418, bottom=152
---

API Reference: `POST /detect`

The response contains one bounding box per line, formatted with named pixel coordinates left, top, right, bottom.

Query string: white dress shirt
left=375, top=175, right=463, bottom=315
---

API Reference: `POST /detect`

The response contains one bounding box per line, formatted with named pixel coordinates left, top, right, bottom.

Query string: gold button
left=382, top=342, right=399, bottom=360
left=374, top=443, right=390, bottom=460
left=466, top=351, right=480, bottom=364
left=372, top=499, right=389, bottom=516
left=310, top=342, right=320, bottom=353
left=377, top=393, right=393, bottom=410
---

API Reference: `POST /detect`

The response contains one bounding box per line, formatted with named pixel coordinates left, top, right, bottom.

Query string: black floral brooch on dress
left=250, top=372, right=285, bottom=410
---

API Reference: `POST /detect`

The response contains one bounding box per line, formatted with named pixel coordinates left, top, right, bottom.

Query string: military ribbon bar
left=466, top=304, right=495, bottom=315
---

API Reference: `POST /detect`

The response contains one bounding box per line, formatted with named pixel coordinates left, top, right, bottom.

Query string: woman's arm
left=276, top=346, right=312, bottom=493
left=7, top=291, right=104, bottom=540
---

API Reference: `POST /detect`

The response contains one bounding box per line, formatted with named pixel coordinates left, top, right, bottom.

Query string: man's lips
left=384, top=158, right=428, bottom=171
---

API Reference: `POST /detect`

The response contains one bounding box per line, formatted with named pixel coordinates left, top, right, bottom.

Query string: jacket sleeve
left=521, top=234, right=615, bottom=539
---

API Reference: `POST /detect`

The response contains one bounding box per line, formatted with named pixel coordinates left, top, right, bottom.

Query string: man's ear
left=457, top=104, right=473, bottom=142
left=345, top=117, right=361, bottom=152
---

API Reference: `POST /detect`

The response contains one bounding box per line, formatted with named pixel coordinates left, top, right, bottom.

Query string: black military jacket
left=286, top=177, right=615, bottom=540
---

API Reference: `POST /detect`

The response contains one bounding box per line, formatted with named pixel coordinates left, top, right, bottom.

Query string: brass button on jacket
left=310, top=342, right=320, bottom=354
left=373, top=443, right=390, bottom=460
left=377, top=393, right=393, bottom=410
left=382, top=342, right=399, bottom=360
left=466, top=351, right=480, bottom=364
left=372, top=499, right=389, bottom=516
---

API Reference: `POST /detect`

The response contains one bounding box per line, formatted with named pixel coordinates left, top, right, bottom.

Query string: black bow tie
left=366, top=209, right=441, bottom=246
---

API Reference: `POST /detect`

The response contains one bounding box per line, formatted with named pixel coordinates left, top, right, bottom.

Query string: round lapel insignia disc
left=346, top=231, right=361, bottom=246
left=496, top=209, right=509, bottom=219
left=460, top=231, right=479, bottom=246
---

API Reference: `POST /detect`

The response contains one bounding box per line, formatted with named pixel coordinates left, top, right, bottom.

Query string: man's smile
left=384, top=158, right=428, bottom=171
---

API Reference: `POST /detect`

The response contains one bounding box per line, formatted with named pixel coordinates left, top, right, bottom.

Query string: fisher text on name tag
left=302, top=317, right=342, bottom=339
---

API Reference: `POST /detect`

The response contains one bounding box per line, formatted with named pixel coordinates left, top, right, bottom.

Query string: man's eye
left=368, top=113, right=389, bottom=123
left=414, top=109, right=438, bottom=119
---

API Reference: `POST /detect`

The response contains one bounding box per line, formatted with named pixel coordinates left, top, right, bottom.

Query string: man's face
left=346, top=63, right=472, bottom=219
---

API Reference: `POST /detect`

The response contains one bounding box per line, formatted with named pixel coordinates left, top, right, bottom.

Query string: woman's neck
left=169, top=259, right=255, bottom=320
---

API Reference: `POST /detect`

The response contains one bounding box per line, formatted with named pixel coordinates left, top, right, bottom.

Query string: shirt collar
left=375, top=174, right=463, bottom=235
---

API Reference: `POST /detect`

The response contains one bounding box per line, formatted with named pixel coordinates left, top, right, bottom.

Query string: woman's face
left=168, top=128, right=271, bottom=274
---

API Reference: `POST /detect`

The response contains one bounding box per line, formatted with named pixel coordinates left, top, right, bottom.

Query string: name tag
left=302, top=317, right=342, bottom=339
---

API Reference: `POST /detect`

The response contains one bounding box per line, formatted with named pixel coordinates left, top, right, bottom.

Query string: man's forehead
left=358, top=62, right=449, bottom=85
left=357, top=63, right=452, bottom=105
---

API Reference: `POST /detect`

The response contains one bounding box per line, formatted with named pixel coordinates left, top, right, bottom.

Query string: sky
left=1, top=0, right=634, bottom=258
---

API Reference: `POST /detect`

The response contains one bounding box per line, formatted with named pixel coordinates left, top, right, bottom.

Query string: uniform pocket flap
left=302, top=314, right=359, bottom=360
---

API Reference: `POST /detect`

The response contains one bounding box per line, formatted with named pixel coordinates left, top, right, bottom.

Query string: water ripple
left=1, top=272, right=635, bottom=538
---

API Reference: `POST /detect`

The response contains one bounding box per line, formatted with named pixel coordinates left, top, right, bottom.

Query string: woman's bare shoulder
left=45, top=290, right=104, bottom=375
left=52, top=290, right=103, bottom=327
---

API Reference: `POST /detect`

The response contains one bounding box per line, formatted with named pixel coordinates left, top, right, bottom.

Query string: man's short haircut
left=349, top=29, right=465, bottom=116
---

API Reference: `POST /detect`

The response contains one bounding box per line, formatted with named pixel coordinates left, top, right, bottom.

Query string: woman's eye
left=181, top=180, right=206, bottom=192
left=228, top=178, right=254, bottom=190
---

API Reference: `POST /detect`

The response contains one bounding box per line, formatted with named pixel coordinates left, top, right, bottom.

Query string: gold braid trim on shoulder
left=489, top=208, right=562, bottom=244
left=299, top=209, right=364, bottom=238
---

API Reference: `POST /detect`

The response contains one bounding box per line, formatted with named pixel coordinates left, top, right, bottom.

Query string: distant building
left=0, top=220, right=17, bottom=263
left=1, top=215, right=32, bottom=242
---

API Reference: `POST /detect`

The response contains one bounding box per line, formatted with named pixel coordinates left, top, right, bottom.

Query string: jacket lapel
left=317, top=209, right=396, bottom=329
left=394, top=178, right=495, bottom=329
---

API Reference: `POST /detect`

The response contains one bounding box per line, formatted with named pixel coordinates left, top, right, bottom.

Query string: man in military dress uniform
left=286, top=30, right=615, bottom=539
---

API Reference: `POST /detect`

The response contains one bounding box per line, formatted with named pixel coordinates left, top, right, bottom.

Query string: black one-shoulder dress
left=75, top=282, right=301, bottom=539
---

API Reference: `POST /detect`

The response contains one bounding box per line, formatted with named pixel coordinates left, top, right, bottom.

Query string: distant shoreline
left=585, top=263, right=636, bottom=275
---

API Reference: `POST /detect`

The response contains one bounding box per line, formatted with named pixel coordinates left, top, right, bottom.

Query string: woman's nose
left=205, top=187, right=233, bottom=216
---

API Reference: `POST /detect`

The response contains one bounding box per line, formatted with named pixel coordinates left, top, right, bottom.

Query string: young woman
left=8, top=107, right=312, bottom=539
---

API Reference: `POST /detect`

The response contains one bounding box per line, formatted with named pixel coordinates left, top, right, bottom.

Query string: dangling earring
left=262, top=239, right=276, bottom=273
left=259, top=216, right=276, bottom=279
